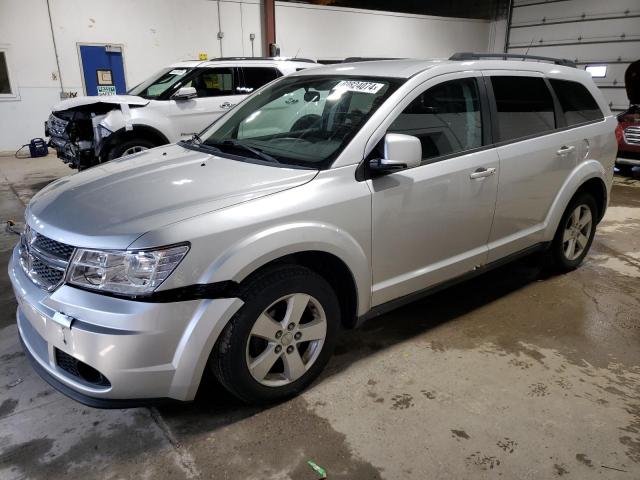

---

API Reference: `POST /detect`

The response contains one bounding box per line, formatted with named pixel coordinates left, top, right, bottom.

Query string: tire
left=210, top=265, right=340, bottom=405
left=108, top=138, right=157, bottom=160
left=549, top=192, right=597, bottom=272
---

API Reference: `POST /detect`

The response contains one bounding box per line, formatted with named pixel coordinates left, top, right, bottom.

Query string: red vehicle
left=616, top=60, right=640, bottom=176
left=615, top=106, right=640, bottom=176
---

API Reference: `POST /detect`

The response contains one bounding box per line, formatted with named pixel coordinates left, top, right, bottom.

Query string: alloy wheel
left=245, top=293, right=327, bottom=387
left=122, top=145, right=149, bottom=156
left=562, top=204, right=592, bottom=261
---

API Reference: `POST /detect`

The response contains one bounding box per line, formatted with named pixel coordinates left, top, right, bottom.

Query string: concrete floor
left=0, top=153, right=639, bottom=480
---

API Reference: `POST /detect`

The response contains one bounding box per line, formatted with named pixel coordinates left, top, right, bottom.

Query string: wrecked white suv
left=45, top=57, right=317, bottom=169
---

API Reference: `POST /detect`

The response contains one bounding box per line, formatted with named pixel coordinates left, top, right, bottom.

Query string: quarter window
left=239, top=67, right=280, bottom=93
left=187, top=68, right=235, bottom=97
left=549, top=79, right=603, bottom=126
left=491, top=76, right=555, bottom=142
left=388, top=77, right=483, bottom=162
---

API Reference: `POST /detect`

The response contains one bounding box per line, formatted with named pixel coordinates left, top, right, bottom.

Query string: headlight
left=67, top=244, right=189, bottom=295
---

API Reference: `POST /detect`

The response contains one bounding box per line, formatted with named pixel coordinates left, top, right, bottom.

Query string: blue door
left=79, top=45, right=126, bottom=96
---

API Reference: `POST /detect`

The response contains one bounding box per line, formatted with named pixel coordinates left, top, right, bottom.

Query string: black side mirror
left=304, top=90, right=321, bottom=102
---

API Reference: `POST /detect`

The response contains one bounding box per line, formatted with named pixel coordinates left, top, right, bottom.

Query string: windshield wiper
left=206, top=140, right=280, bottom=164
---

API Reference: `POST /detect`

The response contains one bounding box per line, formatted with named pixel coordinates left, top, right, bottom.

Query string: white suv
left=12, top=54, right=616, bottom=406
left=45, top=57, right=318, bottom=169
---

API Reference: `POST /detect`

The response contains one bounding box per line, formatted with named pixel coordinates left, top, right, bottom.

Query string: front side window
left=128, top=67, right=193, bottom=99
left=388, top=77, right=482, bottom=162
left=185, top=68, right=235, bottom=97
left=549, top=79, right=603, bottom=126
left=491, top=76, right=555, bottom=142
left=239, top=67, right=280, bottom=93
left=198, top=76, right=402, bottom=168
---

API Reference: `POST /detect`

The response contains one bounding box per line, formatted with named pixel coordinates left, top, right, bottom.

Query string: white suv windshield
left=199, top=75, right=402, bottom=168
left=128, top=67, right=193, bottom=99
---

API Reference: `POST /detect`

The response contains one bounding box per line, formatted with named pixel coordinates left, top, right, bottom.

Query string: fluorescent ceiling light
left=585, top=65, right=607, bottom=78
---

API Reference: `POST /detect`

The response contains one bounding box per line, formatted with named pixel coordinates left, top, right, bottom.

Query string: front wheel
left=108, top=138, right=157, bottom=159
left=549, top=192, right=597, bottom=271
left=210, top=265, right=340, bottom=404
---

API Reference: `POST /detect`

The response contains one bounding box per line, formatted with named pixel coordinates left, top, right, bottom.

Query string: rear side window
left=549, top=79, right=603, bottom=126
left=239, top=67, right=280, bottom=93
left=388, top=77, right=483, bottom=162
left=491, top=76, right=555, bottom=142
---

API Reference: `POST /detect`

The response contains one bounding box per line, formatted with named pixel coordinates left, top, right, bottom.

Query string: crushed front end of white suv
left=45, top=58, right=318, bottom=169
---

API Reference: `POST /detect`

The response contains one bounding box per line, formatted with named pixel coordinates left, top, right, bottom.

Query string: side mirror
left=172, top=86, right=197, bottom=100
left=370, top=133, right=422, bottom=173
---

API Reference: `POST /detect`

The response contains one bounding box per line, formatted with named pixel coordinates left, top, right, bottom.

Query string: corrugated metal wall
left=506, top=0, right=640, bottom=112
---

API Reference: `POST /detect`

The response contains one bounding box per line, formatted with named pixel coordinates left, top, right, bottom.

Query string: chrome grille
left=47, top=114, right=69, bottom=137
left=624, top=126, right=640, bottom=146
left=19, top=226, right=73, bottom=291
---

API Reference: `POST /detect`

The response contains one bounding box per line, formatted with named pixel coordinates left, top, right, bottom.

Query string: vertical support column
left=263, top=0, right=276, bottom=56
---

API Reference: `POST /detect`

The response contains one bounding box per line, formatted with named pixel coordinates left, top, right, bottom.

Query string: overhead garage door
left=505, top=0, right=640, bottom=113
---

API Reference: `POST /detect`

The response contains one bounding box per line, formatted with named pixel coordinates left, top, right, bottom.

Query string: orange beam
left=263, top=0, right=276, bottom=55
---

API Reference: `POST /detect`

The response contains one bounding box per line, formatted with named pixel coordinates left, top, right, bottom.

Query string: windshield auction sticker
left=334, top=80, right=384, bottom=94
left=169, top=69, right=187, bottom=76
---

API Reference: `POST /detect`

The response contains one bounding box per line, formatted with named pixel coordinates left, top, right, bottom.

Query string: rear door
left=484, top=72, right=579, bottom=261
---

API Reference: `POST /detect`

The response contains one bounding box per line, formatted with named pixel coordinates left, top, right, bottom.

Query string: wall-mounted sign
left=97, top=85, right=116, bottom=96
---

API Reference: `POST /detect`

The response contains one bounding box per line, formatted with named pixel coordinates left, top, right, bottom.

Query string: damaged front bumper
left=45, top=113, right=111, bottom=169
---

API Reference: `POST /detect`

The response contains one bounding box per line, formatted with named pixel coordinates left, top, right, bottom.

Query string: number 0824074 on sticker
left=334, top=80, right=385, bottom=94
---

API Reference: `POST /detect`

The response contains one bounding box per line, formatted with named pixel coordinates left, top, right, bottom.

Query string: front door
left=370, top=74, right=499, bottom=306
left=79, top=44, right=126, bottom=96
left=152, top=67, right=246, bottom=141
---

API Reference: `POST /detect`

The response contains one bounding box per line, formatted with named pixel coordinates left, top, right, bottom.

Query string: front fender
left=200, top=222, right=372, bottom=316
left=542, top=159, right=609, bottom=241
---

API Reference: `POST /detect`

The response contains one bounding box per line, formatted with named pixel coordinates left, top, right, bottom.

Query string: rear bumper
left=616, top=153, right=640, bottom=166
left=9, top=245, right=243, bottom=405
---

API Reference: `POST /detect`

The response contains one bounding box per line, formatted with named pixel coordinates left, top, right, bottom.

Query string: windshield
left=128, top=67, right=193, bottom=99
left=198, top=75, right=402, bottom=168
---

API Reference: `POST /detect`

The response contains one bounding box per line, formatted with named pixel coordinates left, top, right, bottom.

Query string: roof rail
left=343, top=57, right=403, bottom=63
left=449, top=52, right=576, bottom=68
left=207, top=56, right=317, bottom=64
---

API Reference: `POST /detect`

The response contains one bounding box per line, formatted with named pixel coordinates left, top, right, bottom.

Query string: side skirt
left=356, top=242, right=550, bottom=327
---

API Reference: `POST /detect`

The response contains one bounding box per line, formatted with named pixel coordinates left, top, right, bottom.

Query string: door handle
left=556, top=145, right=575, bottom=156
left=220, top=102, right=235, bottom=109
left=469, top=167, right=496, bottom=179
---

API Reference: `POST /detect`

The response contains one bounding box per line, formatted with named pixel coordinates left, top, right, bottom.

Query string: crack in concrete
left=149, top=406, right=201, bottom=479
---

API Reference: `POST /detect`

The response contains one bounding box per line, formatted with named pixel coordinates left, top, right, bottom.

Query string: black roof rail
left=449, top=52, right=576, bottom=68
left=204, top=56, right=317, bottom=64
left=343, top=57, right=404, bottom=63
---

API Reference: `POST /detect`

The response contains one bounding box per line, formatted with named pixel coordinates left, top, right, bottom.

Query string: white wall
left=274, top=2, right=492, bottom=60
left=0, top=0, right=496, bottom=151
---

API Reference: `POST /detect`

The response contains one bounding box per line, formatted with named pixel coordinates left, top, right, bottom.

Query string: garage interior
left=1, top=0, right=639, bottom=479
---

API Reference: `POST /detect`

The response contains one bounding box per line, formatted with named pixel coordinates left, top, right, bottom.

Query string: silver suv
left=9, top=54, right=617, bottom=406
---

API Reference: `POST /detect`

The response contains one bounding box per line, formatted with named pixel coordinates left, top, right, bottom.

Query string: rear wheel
left=549, top=192, right=597, bottom=271
left=108, top=138, right=157, bottom=159
left=211, top=265, right=340, bottom=404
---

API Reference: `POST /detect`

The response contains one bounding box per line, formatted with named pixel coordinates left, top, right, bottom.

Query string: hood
left=52, top=94, right=149, bottom=112
left=27, top=144, right=318, bottom=249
